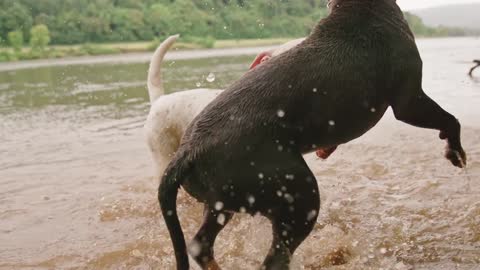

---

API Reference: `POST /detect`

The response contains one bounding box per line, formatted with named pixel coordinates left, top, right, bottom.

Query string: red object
left=316, top=146, right=338, bottom=159
left=249, top=52, right=271, bottom=69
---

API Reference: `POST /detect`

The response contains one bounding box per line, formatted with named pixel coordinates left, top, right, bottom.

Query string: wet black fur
left=159, top=1, right=466, bottom=269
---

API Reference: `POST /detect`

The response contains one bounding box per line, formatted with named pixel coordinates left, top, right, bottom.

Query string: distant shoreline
left=0, top=38, right=293, bottom=67
left=0, top=45, right=279, bottom=72
left=1, top=36, right=478, bottom=72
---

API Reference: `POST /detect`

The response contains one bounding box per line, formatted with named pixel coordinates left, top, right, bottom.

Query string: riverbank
left=0, top=45, right=282, bottom=72
left=2, top=36, right=478, bottom=72
left=0, top=38, right=292, bottom=64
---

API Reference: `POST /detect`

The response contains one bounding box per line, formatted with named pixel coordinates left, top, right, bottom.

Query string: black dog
left=469, top=59, right=480, bottom=77
left=159, top=1, right=467, bottom=269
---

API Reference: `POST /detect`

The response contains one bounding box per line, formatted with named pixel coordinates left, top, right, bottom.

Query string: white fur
left=145, top=35, right=222, bottom=177
left=145, top=35, right=303, bottom=178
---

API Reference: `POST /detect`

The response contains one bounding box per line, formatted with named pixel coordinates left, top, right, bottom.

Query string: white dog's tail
left=147, top=34, right=179, bottom=103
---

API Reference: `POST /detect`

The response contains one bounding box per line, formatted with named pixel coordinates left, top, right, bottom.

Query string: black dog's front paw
left=445, top=147, right=467, bottom=168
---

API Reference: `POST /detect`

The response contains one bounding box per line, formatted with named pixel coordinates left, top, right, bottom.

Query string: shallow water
left=1, top=37, right=479, bottom=270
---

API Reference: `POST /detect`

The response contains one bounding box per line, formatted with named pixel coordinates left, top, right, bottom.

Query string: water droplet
left=277, top=110, right=285, bottom=118
left=214, top=201, right=224, bottom=211
left=240, top=207, right=247, bottom=213
left=329, top=120, right=336, bottom=126
left=166, top=210, right=173, bottom=216
left=380, top=247, right=387, bottom=254
left=217, top=213, right=226, bottom=225
left=313, top=88, right=318, bottom=92
left=258, top=173, right=264, bottom=179
left=370, top=107, right=376, bottom=112
left=247, top=195, right=255, bottom=205
left=206, top=72, right=216, bottom=83
left=307, top=210, right=317, bottom=221
left=277, top=191, right=283, bottom=197
left=189, top=240, right=201, bottom=256
left=196, top=82, right=201, bottom=87
left=284, top=193, right=294, bottom=203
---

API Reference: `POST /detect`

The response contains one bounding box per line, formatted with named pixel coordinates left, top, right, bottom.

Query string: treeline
left=0, top=0, right=328, bottom=45
left=0, top=0, right=468, bottom=47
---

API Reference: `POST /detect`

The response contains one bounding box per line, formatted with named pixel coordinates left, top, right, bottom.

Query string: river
left=1, top=37, right=479, bottom=269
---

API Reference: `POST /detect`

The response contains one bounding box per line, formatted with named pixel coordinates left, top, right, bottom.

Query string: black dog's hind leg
left=260, top=158, right=320, bottom=270
left=391, top=88, right=466, bottom=168
left=190, top=205, right=233, bottom=270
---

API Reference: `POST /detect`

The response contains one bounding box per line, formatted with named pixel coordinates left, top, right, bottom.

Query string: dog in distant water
left=159, top=1, right=467, bottom=269
left=145, top=36, right=313, bottom=179
left=469, top=59, right=480, bottom=77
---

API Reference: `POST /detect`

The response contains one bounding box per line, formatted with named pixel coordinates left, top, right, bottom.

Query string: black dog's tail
left=159, top=153, right=191, bottom=270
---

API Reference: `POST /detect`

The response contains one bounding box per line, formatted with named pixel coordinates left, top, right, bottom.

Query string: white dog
left=145, top=35, right=305, bottom=177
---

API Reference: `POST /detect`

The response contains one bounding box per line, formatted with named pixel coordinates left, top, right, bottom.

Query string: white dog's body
left=145, top=35, right=222, bottom=176
left=145, top=35, right=304, bottom=177
left=145, top=88, right=221, bottom=176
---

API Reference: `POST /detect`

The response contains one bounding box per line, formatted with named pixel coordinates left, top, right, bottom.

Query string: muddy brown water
left=1, top=38, right=479, bottom=270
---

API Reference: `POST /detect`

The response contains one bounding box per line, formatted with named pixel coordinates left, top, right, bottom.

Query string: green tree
left=30, top=24, right=50, bottom=51
left=0, top=2, right=33, bottom=42
left=0, top=0, right=469, bottom=45
left=144, top=4, right=173, bottom=39
left=7, top=31, right=23, bottom=52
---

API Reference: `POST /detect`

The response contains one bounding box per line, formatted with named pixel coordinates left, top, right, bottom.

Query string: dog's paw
left=445, top=147, right=467, bottom=168
left=316, top=146, right=338, bottom=160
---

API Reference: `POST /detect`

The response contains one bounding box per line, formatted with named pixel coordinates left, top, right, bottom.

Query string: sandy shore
left=0, top=45, right=278, bottom=72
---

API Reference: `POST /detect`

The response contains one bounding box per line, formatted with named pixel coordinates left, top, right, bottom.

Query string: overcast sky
left=397, top=0, right=480, bottom=10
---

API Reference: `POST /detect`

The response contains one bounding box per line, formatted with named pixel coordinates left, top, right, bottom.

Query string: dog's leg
left=260, top=159, right=320, bottom=270
left=391, top=89, right=466, bottom=168
left=190, top=205, right=233, bottom=270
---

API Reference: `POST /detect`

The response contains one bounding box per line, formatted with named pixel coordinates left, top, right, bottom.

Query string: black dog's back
left=182, top=1, right=415, bottom=158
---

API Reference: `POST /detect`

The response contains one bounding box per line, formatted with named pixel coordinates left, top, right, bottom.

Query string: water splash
left=206, top=73, right=216, bottom=83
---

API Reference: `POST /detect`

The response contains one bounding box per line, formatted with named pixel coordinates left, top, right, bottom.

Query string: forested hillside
left=0, top=0, right=467, bottom=46
left=0, top=0, right=328, bottom=45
